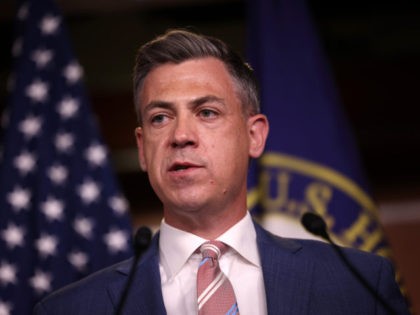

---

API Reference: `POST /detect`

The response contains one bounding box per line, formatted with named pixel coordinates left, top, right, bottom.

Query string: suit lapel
left=108, top=233, right=167, bottom=315
left=255, top=223, right=314, bottom=315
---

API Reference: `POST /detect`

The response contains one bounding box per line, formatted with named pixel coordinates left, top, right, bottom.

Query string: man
left=34, top=29, right=409, bottom=314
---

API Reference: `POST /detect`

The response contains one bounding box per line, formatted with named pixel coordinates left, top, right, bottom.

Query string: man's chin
left=167, top=200, right=208, bottom=213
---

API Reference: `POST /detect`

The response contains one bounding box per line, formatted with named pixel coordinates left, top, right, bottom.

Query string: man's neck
left=163, top=207, right=247, bottom=239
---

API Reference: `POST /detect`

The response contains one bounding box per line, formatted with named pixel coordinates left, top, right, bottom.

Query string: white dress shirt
left=159, top=212, right=267, bottom=315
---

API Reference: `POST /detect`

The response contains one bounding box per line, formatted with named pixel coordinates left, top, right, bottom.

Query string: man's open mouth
left=169, top=163, right=197, bottom=172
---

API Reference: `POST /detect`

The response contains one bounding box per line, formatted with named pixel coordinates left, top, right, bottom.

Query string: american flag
left=0, top=1, right=133, bottom=314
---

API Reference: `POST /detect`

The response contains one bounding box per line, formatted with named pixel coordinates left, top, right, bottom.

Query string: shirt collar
left=159, top=220, right=206, bottom=279
left=159, top=211, right=259, bottom=279
left=217, top=212, right=260, bottom=267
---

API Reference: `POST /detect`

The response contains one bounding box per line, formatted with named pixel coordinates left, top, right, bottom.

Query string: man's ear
left=248, top=114, right=269, bottom=158
left=134, top=127, right=147, bottom=171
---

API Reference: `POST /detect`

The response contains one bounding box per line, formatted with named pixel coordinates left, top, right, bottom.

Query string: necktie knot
left=200, top=240, right=226, bottom=260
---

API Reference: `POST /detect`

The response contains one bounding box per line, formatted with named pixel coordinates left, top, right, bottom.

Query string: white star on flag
left=85, top=143, right=107, bottom=167
left=39, top=15, right=60, bottom=35
left=0, top=262, right=17, bottom=286
left=0, top=300, right=12, bottom=315
left=25, top=79, right=49, bottom=103
left=103, top=229, right=129, bottom=254
left=41, top=196, right=64, bottom=221
left=108, top=196, right=128, bottom=215
left=7, top=187, right=31, bottom=212
left=29, top=270, right=52, bottom=295
left=67, top=250, right=88, bottom=271
left=47, top=164, right=68, bottom=185
left=1, top=224, right=25, bottom=249
left=63, top=62, right=83, bottom=84
left=35, top=234, right=58, bottom=258
left=77, top=179, right=100, bottom=204
left=73, top=217, right=94, bottom=239
left=19, top=115, right=42, bottom=138
left=54, top=132, right=74, bottom=152
left=13, top=151, right=36, bottom=175
left=57, top=96, right=79, bottom=119
left=31, top=49, right=53, bottom=68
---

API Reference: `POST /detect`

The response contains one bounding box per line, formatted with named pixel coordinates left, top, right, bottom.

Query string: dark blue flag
left=0, top=1, right=133, bottom=314
left=246, top=0, right=391, bottom=258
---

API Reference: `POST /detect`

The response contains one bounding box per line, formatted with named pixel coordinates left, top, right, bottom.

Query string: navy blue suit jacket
left=34, top=222, right=409, bottom=314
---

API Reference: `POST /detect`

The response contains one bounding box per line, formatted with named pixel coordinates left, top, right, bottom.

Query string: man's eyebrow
left=143, top=95, right=226, bottom=115
left=143, top=100, right=174, bottom=113
left=189, top=95, right=225, bottom=107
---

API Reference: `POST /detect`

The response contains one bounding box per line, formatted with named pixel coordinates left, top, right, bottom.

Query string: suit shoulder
left=257, top=223, right=391, bottom=273
left=54, top=258, right=132, bottom=294
left=277, top=236, right=397, bottom=288
left=295, top=238, right=388, bottom=265
left=34, top=258, right=132, bottom=315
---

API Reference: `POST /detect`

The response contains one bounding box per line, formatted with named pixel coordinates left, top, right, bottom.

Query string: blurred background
left=1, top=0, right=419, bottom=312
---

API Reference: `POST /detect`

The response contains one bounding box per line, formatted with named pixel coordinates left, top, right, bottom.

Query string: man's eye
left=199, top=109, right=217, bottom=118
left=151, top=114, right=167, bottom=124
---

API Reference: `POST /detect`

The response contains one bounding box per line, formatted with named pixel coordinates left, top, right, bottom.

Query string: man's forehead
left=140, top=58, right=235, bottom=99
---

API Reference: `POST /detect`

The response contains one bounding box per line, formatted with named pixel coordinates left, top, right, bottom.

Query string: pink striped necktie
left=197, top=241, right=239, bottom=315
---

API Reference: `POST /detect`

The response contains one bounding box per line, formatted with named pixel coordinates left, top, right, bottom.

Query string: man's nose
left=170, top=115, right=198, bottom=148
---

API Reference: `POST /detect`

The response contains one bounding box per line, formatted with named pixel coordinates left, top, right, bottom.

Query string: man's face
left=135, top=57, right=267, bottom=225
